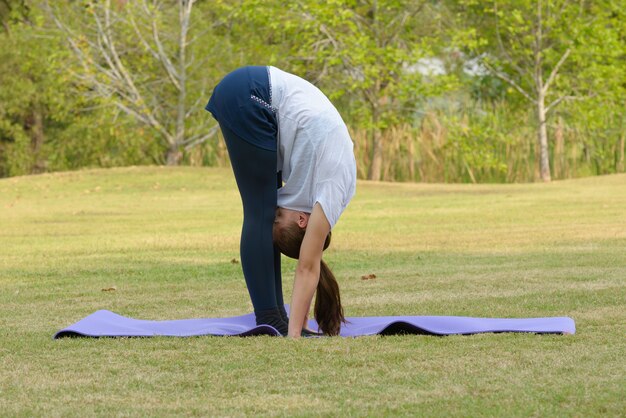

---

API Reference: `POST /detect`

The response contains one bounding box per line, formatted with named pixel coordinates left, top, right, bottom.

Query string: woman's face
left=273, top=207, right=309, bottom=240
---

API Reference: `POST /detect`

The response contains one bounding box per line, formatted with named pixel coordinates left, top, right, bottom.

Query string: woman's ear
left=297, top=212, right=310, bottom=229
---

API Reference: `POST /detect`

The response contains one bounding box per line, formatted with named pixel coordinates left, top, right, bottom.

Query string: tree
left=567, top=3, right=626, bottom=175
left=0, top=0, right=29, bottom=33
left=236, top=0, right=451, bottom=180
left=457, top=0, right=617, bottom=182
left=0, top=3, right=161, bottom=178
left=47, top=0, right=220, bottom=165
left=0, top=1, right=62, bottom=176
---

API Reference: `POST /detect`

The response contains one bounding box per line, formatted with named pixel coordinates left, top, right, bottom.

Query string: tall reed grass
left=188, top=101, right=624, bottom=183
left=349, top=101, right=625, bottom=183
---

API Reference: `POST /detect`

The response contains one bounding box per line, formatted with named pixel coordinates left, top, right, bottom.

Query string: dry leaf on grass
left=361, top=274, right=377, bottom=280
left=101, top=286, right=117, bottom=292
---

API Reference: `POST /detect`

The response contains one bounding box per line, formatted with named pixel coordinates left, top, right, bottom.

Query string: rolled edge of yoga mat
left=338, top=315, right=576, bottom=337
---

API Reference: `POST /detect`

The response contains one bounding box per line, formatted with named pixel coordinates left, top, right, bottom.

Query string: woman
left=206, top=66, right=356, bottom=338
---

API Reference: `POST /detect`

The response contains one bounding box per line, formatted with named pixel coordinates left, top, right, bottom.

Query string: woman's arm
left=288, top=203, right=331, bottom=338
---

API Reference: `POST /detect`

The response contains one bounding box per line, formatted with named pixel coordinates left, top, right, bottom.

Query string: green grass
left=1, top=166, right=624, bottom=417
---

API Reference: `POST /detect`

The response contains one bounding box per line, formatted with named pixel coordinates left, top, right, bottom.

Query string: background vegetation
left=0, top=0, right=624, bottom=182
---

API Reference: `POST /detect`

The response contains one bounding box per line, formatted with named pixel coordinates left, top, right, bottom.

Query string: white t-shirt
left=269, top=66, right=356, bottom=228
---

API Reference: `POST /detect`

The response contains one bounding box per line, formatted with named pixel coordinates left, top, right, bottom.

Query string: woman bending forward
left=206, top=66, right=356, bottom=338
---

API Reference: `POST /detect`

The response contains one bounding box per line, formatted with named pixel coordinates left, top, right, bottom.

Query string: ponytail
left=314, top=259, right=345, bottom=336
left=275, top=221, right=345, bottom=335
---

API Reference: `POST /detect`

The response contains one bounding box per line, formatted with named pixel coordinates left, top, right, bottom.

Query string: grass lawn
left=1, top=166, right=624, bottom=417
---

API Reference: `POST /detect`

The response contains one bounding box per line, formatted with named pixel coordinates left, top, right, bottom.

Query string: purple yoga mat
left=54, top=309, right=575, bottom=338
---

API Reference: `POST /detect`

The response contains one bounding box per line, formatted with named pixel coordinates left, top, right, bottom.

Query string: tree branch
left=128, top=13, right=160, bottom=61
left=482, top=60, right=536, bottom=103
left=546, top=93, right=588, bottom=114
left=494, top=1, right=527, bottom=79
left=186, top=94, right=206, bottom=119
left=542, top=48, right=571, bottom=94
left=383, top=2, right=425, bottom=46
left=182, top=125, right=218, bottom=150
left=100, top=0, right=171, bottom=143
left=144, top=0, right=181, bottom=91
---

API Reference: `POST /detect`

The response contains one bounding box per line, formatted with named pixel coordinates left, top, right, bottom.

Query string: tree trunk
left=172, top=0, right=191, bottom=168
left=408, top=128, right=415, bottom=181
left=533, top=0, right=550, bottom=182
left=618, top=133, right=625, bottom=173
left=536, top=96, right=551, bottom=182
left=29, top=106, right=46, bottom=174
left=166, top=144, right=182, bottom=165
left=368, top=127, right=383, bottom=181
left=553, top=116, right=564, bottom=179
left=368, top=86, right=383, bottom=181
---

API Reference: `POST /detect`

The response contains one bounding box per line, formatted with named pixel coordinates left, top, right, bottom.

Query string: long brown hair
left=274, top=222, right=345, bottom=336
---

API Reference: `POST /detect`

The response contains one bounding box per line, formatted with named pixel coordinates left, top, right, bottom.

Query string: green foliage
left=282, top=0, right=453, bottom=126
left=0, top=0, right=624, bottom=181
left=451, top=0, right=625, bottom=180
left=0, top=8, right=69, bottom=176
left=0, top=4, right=160, bottom=176
left=0, top=0, right=30, bottom=31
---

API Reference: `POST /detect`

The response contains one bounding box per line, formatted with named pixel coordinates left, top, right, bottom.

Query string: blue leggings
left=219, top=123, right=287, bottom=323
left=207, top=66, right=288, bottom=333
